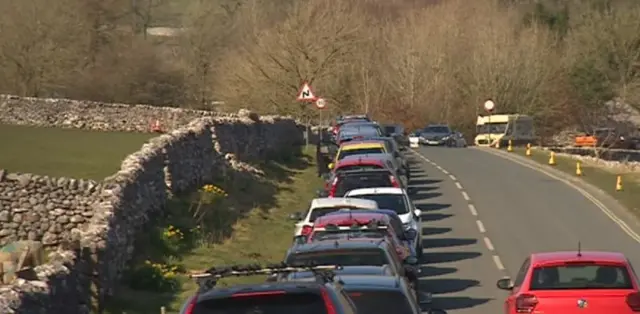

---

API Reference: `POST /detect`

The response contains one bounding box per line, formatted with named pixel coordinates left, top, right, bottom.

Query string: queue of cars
left=180, top=114, right=448, bottom=314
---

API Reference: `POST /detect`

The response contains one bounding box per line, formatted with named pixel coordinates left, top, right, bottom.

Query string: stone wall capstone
left=0, top=95, right=303, bottom=313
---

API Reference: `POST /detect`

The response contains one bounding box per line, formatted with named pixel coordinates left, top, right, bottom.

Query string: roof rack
left=190, top=263, right=343, bottom=291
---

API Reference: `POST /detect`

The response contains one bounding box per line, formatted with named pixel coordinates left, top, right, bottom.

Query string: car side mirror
left=288, top=212, right=303, bottom=221
left=328, top=163, right=334, bottom=170
left=496, top=277, right=514, bottom=290
left=413, top=209, right=422, bottom=218
left=404, top=229, right=417, bottom=240
left=404, top=256, right=418, bottom=265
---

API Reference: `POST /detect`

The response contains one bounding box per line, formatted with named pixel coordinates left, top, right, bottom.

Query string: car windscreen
left=345, top=290, right=414, bottom=314
left=350, top=194, right=409, bottom=214
left=334, top=173, right=393, bottom=197
left=422, top=126, right=450, bottom=133
left=288, top=249, right=388, bottom=266
left=192, top=292, right=328, bottom=314
left=336, top=164, right=383, bottom=172
left=309, top=207, right=357, bottom=222
left=311, top=230, right=388, bottom=241
left=529, top=264, right=633, bottom=290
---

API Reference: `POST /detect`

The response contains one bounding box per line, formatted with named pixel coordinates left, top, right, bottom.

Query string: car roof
left=286, top=266, right=394, bottom=280
left=340, top=142, right=385, bottom=150
left=196, top=281, right=327, bottom=301
left=341, top=154, right=393, bottom=162
left=310, top=197, right=378, bottom=209
left=425, top=124, right=450, bottom=128
left=314, top=212, right=391, bottom=225
left=345, top=187, right=406, bottom=195
left=531, top=251, right=628, bottom=266
left=326, top=209, right=400, bottom=218
left=291, top=239, right=386, bottom=253
left=335, top=275, right=403, bottom=290
left=335, top=157, right=385, bottom=167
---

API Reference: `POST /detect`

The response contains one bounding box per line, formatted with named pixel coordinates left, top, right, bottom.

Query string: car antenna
left=577, top=241, right=582, bottom=257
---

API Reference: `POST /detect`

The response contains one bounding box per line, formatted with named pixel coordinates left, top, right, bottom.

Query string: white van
left=474, top=114, right=536, bottom=147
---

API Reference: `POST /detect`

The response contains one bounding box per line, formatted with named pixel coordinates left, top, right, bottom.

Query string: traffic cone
left=548, top=151, right=556, bottom=166
left=507, top=140, right=513, bottom=152
left=616, top=175, right=623, bottom=191
left=575, top=161, right=582, bottom=176
left=525, top=143, right=532, bottom=156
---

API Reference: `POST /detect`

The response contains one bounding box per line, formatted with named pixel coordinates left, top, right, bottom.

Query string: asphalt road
left=408, top=146, right=640, bottom=314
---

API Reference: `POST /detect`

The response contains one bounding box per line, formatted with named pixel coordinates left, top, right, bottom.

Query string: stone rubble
left=0, top=95, right=303, bottom=313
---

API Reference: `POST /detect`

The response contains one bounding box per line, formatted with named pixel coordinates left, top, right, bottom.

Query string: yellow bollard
left=525, top=143, right=532, bottom=156
left=616, top=175, right=623, bottom=191
left=575, top=161, right=582, bottom=176
left=507, top=140, right=513, bottom=152
left=548, top=151, right=556, bottom=165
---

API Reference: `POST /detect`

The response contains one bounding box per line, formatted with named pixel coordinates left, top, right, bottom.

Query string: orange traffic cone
left=151, top=120, right=163, bottom=133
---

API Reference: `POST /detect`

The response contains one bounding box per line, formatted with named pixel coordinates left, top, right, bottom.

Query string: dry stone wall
left=0, top=95, right=303, bottom=313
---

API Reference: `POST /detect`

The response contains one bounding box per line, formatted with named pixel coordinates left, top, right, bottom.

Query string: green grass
left=104, top=147, right=321, bottom=314
left=510, top=147, right=640, bottom=214
left=0, top=124, right=154, bottom=180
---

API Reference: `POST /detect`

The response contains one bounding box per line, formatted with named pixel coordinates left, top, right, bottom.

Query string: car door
left=506, top=257, right=531, bottom=313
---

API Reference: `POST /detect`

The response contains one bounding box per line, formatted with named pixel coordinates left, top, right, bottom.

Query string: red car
left=308, top=212, right=411, bottom=261
left=497, top=250, right=640, bottom=314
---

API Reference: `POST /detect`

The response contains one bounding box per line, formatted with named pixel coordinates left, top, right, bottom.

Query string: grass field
left=510, top=147, right=640, bottom=214
left=0, top=124, right=154, bottom=180
left=104, top=148, right=321, bottom=314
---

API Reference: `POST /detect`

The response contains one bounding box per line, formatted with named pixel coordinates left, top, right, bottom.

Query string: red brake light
left=321, top=287, right=337, bottom=314
left=626, top=292, right=640, bottom=311
left=232, top=291, right=286, bottom=298
left=348, top=292, right=362, bottom=297
left=515, top=294, right=538, bottom=313
left=183, top=296, right=197, bottom=314
left=329, top=177, right=339, bottom=197
left=301, top=225, right=313, bottom=236
left=389, top=175, right=400, bottom=188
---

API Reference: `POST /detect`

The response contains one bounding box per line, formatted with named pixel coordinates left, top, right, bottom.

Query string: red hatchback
left=308, top=212, right=411, bottom=261
left=497, top=250, right=640, bottom=314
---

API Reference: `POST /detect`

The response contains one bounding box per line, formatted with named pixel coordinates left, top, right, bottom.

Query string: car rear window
left=529, top=264, right=633, bottom=290
left=192, top=292, right=328, bottom=314
left=309, top=207, right=352, bottom=222
left=337, top=148, right=384, bottom=160
left=346, top=290, right=414, bottom=314
left=336, top=164, right=383, bottom=172
left=334, top=173, right=393, bottom=197
left=311, top=230, right=388, bottom=242
left=350, top=194, right=409, bottom=214
left=288, top=249, right=388, bottom=266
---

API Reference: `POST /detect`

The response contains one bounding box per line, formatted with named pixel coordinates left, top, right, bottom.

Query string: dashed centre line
left=410, top=149, right=507, bottom=274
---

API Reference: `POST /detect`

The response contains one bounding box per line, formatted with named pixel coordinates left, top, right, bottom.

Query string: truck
left=474, top=114, right=536, bottom=147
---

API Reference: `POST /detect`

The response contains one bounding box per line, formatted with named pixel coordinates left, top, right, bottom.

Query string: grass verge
left=508, top=147, right=640, bottom=214
left=104, top=147, right=321, bottom=314
left=0, top=124, right=154, bottom=180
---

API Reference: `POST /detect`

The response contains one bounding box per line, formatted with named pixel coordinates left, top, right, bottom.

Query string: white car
left=289, top=197, right=379, bottom=242
left=344, top=187, right=423, bottom=257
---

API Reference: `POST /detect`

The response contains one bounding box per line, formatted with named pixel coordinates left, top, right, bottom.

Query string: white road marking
left=493, top=255, right=505, bottom=270
left=468, top=204, right=478, bottom=216
left=484, top=237, right=495, bottom=251
left=476, top=220, right=486, bottom=233
left=409, top=148, right=508, bottom=273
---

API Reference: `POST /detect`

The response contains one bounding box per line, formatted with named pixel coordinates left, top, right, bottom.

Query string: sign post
left=483, top=99, right=496, bottom=146
left=315, top=98, right=326, bottom=142
left=297, top=82, right=317, bottom=146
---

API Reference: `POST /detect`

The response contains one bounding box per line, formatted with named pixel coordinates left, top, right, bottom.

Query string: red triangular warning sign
left=297, top=82, right=317, bottom=101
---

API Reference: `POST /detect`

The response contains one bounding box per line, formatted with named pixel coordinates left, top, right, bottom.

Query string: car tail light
left=321, top=287, right=337, bottom=314
left=515, top=294, right=538, bottom=313
left=389, top=175, right=400, bottom=188
left=183, top=296, right=197, bottom=314
left=626, top=292, right=640, bottom=311
left=301, top=225, right=313, bottom=236
left=329, top=177, right=339, bottom=197
left=332, top=126, right=339, bottom=135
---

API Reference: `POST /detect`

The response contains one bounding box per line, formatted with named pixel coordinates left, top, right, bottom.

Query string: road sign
left=316, top=98, right=326, bottom=109
left=297, top=82, right=316, bottom=101
left=484, top=99, right=495, bottom=112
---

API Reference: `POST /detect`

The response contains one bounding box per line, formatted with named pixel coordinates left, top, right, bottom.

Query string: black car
left=283, top=239, right=420, bottom=293
left=338, top=275, right=429, bottom=313
left=419, top=124, right=453, bottom=146
left=181, top=264, right=357, bottom=314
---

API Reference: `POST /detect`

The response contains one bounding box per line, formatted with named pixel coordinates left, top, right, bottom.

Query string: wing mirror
left=496, top=277, right=514, bottom=290
left=413, top=209, right=422, bottom=218
left=328, top=163, right=334, bottom=170
left=404, top=229, right=418, bottom=240
left=288, top=212, right=304, bottom=221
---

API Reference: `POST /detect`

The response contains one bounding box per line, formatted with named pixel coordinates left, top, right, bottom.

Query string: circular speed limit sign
left=316, top=98, right=326, bottom=109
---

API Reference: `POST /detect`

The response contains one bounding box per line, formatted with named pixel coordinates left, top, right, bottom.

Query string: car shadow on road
left=412, top=192, right=443, bottom=201
left=422, top=238, right=477, bottom=249
left=422, top=227, right=452, bottom=236
left=430, top=296, right=492, bottom=311
left=421, top=213, right=452, bottom=222
left=416, top=203, right=450, bottom=212
left=409, top=178, right=442, bottom=186
left=418, top=265, right=457, bottom=278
